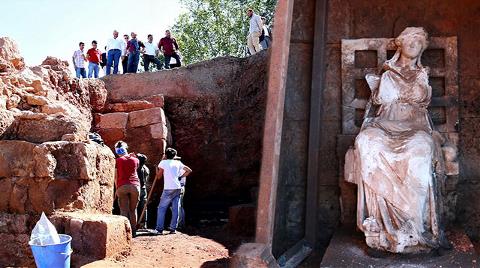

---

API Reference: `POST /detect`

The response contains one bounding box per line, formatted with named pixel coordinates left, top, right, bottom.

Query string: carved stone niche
left=338, top=37, right=459, bottom=226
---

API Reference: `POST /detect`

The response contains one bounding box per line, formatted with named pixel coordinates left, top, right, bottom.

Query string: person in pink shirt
left=115, top=141, right=140, bottom=236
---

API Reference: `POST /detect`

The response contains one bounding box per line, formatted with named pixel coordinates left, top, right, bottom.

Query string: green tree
left=172, top=0, right=277, bottom=65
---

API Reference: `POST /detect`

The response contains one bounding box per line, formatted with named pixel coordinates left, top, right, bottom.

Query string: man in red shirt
left=115, top=141, right=141, bottom=237
left=86, top=40, right=101, bottom=78
left=158, top=30, right=182, bottom=69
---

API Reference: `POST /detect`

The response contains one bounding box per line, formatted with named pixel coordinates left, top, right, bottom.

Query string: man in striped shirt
left=72, top=42, right=86, bottom=78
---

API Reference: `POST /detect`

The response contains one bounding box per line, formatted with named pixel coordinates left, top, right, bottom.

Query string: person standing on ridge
left=86, top=40, right=101, bottom=78
left=259, top=17, right=272, bottom=50
left=246, top=8, right=263, bottom=55
left=72, top=42, right=86, bottom=78
left=126, top=32, right=140, bottom=73
left=106, top=30, right=123, bottom=75
left=143, top=34, right=162, bottom=71
left=122, top=34, right=129, bottom=74
left=158, top=30, right=181, bottom=69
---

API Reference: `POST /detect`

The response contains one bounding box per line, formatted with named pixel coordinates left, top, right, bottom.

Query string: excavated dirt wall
left=99, top=52, right=268, bottom=226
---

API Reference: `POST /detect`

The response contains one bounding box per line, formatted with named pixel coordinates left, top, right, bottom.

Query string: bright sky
left=0, top=0, right=184, bottom=69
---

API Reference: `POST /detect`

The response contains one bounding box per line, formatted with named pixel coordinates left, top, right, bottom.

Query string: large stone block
left=85, top=79, right=108, bottom=112
left=4, top=113, right=84, bottom=143
left=144, top=94, right=165, bottom=108
left=127, top=107, right=165, bottom=128
left=0, top=140, right=114, bottom=214
left=97, top=128, right=126, bottom=147
left=95, top=112, right=128, bottom=129
left=150, top=122, right=168, bottom=140
left=0, top=140, right=55, bottom=178
left=51, top=212, right=132, bottom=260
left=109, top=100, right=155, bottom=113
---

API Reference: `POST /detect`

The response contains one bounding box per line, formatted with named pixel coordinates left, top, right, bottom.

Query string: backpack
left=88, top=132, right=104, bottom=145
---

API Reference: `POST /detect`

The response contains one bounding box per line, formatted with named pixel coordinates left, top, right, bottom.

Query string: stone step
left=51, top=211, right=132, bottom=263
left=320, top=227, right=478, bottom=267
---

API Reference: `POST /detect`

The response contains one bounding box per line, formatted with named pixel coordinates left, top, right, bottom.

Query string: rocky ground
left=79, top=226, right=251, bottom=268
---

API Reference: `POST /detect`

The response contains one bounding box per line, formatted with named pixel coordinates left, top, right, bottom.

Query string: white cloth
left=249, top=13, right=263, bottom=34
left=122, top=41, right=128, bottom=56
left=106, top=38, right=123, bottom=52
left=158, top=159, right=185, bottom=190
left=72, top=50, right=85, bottom=68
left=263, top=25, right=270, bottom=36
left=144, top=41, right=158, bottom=56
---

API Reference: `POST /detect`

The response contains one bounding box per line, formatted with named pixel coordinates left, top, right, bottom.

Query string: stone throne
left=338, top=36, right=459, bottom=229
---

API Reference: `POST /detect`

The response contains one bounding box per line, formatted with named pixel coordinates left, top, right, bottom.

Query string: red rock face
left=0, top=37, right=129, bottom=266
left=0, top=37, right=25, bottom=72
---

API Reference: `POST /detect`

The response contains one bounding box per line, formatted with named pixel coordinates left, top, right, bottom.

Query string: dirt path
left=80, top=230, right=236, bottom=268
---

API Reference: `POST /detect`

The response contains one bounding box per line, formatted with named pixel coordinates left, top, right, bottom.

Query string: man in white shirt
left=142, top=34, right=163, bottom=72
left=72, top=42, right=86, bottom=78
left=246, top=8, right=263, bottom=55
left=106, top=30, right=124, bottom=75
left=154, top=148, right=192, bottom=234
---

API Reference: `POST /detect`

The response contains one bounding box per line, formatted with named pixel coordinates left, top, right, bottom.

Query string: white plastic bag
left=30, top=212, right=60, bottom=245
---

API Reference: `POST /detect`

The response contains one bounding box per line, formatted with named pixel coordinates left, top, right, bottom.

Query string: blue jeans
left=127, top=52, right=140, bottom=73
left=75, top=67, right=86, bottom=78
left=156, top=189, right=181, bottom=231
left=106, top=49, right=121, bottom=75
left=88, top=62, right=99, bottom=78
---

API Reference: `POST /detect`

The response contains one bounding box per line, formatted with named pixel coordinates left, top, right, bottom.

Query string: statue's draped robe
left=351, top=63, right=442, bottom=253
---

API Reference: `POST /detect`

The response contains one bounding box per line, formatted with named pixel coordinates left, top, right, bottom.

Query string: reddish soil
left=80, top=227, right=251, bottom=268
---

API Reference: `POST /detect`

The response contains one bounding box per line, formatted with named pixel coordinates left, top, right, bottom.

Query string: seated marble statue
left=346, top=27, right=449, bottom=253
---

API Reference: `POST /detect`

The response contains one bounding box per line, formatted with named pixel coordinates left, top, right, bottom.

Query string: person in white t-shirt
left=154, top=148, right=192, bottom=234
left=142, top=34, right=163, bottom=72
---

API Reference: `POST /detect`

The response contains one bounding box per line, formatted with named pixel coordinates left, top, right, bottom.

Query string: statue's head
left=387, top=27, right=429, bottom=68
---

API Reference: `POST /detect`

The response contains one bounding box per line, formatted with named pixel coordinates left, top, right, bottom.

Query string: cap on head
left=165, top=148, right=177, bottom=159
left=114, top=140, right=128, bottom=155
left=137, top=153, right=147, bottom=165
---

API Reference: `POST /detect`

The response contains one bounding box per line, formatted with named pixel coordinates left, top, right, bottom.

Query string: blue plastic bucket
left=29, top=234, right=73, bottom=268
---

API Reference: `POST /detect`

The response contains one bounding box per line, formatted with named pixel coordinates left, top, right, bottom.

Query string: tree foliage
left=172, top=0, right=277, bottom=65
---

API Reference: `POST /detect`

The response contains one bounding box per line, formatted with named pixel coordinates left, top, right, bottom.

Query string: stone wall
left=0, top=37, right=130, bottom=266
left=100, top=52, right=268, bottom=224
left=320, top=0, right=480, bottom=246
